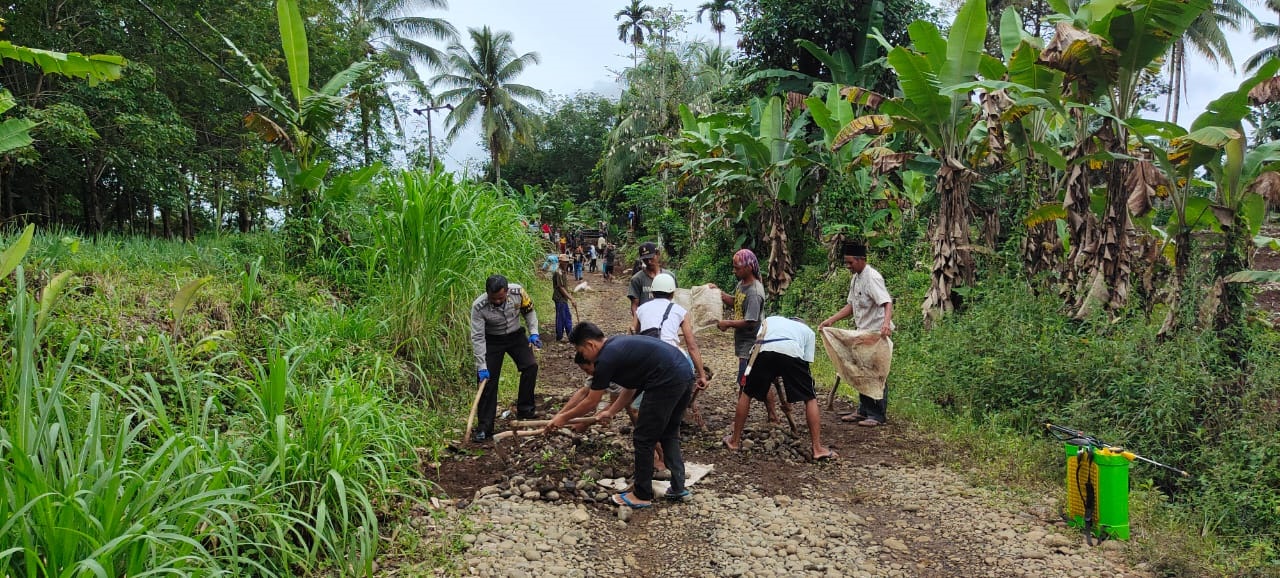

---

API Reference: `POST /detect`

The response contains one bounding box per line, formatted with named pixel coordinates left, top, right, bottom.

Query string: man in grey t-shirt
left=628, top=242, right=676, bottom=327
left=715, top=248, right=778, bottom=421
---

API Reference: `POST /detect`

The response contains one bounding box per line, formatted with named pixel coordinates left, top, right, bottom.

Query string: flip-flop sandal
left=611, top=492, right=652, bottom=509
left=813, top=450, right=839, bottom=461
left=857, top=419, right=884, bottom=427
left=664, top=489, right=691, bottom=501
left=721, top=435, right=740, bottom=451
left=840, top=413, right=868, bottom=422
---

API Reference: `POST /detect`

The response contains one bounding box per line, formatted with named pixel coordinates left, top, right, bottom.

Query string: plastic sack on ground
left=673, top=284, right=722, bottom=333
left=819, top=327, right=893, bottom=401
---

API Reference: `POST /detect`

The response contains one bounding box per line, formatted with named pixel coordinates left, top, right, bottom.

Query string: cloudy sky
left=411, top=1, right=1273, bottom=172
left=413, top=0, right=734, bottom=172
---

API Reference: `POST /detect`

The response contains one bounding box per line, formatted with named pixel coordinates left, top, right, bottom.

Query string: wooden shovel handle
left=464, top=378, right=488, bottom=442
left=509, top=417, right=596, bottom=428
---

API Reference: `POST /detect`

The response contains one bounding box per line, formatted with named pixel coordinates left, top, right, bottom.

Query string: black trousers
left=858, top=383, right=888, bottom=423
left=477, top=329, right=538, bottom=435
left=632, top=381, right=692, bottom=501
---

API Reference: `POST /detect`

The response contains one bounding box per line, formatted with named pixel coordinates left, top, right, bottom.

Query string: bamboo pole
left=509, top=417, right=596, bottom=428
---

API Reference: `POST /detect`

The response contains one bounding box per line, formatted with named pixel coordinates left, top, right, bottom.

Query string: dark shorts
left=742, top=351, right=816, bottom=403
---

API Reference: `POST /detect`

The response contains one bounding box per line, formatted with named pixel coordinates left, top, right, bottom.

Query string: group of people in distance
left=471, top=239, right=895, bottom=509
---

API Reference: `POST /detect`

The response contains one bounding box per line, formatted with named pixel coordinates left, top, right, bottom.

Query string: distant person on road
left=549, top=322, right=695, bottom=508
left=588, top=243, right=598, bottom=273
left=627, top=242, right=676, bottom=324
left=469, top=274, right=541, bottom=442
left=603, top=244, right=616, bottom=283
left=552, top=259, right=576, bottom=343
left=723, top=316, right=836, bottom=461
left=713, top=248, right=779, bottom=422
left=818, top=242, right=894, bottom=427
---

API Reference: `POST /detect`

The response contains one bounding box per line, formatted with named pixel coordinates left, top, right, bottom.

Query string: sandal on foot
left=857, top=419, right=884, bottom=427
left=813, top=450, right=839, bottom=461
left=611, top=492, right=651, bottom=509
left=665, top=489, right=691, bottom=501
left=721, top=435, right=740, bottom=451
left=840, top=413, right=868, bottom=422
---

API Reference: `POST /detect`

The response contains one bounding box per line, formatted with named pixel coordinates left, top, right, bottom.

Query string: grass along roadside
left=0, top=179, right=542, bottom=575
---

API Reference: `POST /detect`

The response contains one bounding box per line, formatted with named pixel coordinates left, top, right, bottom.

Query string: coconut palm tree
left=340, top=0, right=457, bottom=73
left=1165, top=0, right=1254, bottom=123
left=696, top=0, right=741, bottom=48
left=1246, top=0, right=1280, bottom=71
left=615, top=0, right=655, bottom=67
left=338, top=0, right=458, bottom=163
left=432, top=26, right=547, bottom=183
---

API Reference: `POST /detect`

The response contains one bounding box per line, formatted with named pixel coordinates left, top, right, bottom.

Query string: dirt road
left=395, top=273, right=1152, bottom=578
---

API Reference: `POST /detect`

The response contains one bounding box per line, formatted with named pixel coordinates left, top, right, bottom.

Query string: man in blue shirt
left=547, top=322, right=695, bottom=508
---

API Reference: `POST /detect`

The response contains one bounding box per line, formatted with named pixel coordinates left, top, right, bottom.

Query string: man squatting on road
left=469, top=274, right=541, bottom=443
left=818, top=241, right=895, bottom=426
left=547, top=322, right=696, bottom=509
left=723, top=316, right=836, bottom=461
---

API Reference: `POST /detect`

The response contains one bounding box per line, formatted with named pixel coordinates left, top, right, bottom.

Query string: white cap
left=651, top=273, right=676, bottom=294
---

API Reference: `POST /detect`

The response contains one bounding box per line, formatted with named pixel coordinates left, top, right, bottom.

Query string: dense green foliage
left=736, top=0, right=935, bottom=91
left=369, top=170, right=542, bottom=368
left=501, top=93, right=617, bottom=201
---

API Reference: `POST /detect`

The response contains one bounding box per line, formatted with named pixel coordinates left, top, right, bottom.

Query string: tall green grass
left=1, top=268, right=253, bottom=576
left=0, top=221, right=445, bottom=576
left=369, top=170, right=541, bottom=374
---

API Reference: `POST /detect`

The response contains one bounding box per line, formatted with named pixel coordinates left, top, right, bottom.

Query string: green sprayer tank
left=1064, top=443, right=1130, bottom=541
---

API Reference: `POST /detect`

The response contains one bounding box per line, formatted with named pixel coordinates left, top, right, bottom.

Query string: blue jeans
left=555, top=301, right=572, bottom=340
left=574, top=262, right=583, bottom=280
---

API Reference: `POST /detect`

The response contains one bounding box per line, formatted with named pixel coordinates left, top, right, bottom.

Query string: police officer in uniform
left=470, top=274, right=541, bottom=442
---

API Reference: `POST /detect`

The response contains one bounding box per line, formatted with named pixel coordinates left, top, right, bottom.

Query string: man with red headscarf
left=714, top=248, right=780, bottom=422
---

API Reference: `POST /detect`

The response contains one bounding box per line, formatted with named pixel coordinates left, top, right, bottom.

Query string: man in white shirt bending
left=722, top=316, right=836, bottom=461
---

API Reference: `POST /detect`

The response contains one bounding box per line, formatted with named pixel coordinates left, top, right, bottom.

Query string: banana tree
left=207, top=0, right=376, bottom=222
left=1185, top=60, right=1280, bottom=350
left=664, top=95, right=818, bottom=295
left=1126, top=60, right=1280, bottom=342
left=1037, top=0, right=1211, bottom=318
left=832, top=0, right=1018, bottom=325
left=0, top=28, right=126, bottom=154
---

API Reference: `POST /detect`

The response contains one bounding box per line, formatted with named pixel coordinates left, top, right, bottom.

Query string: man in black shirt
left=547, top=322, right=694, bottom=508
